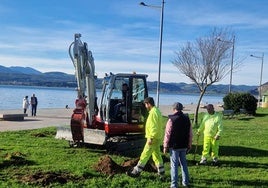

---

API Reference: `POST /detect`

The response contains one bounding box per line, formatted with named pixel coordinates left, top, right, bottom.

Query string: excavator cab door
left=99, top=73, right=148, bottom=124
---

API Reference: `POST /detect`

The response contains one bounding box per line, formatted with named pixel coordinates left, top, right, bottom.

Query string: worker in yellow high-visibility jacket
left=127, top=97, right=165, bottom=177
left=197, top=104, right=223, bottom=165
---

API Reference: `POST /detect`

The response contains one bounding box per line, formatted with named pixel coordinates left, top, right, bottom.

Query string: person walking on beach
left=30, top=94, right=38, bottom=116
left=197, top=104, right=223, bottom=165
left=22, top=96, right=30, bottom=114
left=163, top=102, right=192, bottom=188
left=127, top=97, right=165, bottom=177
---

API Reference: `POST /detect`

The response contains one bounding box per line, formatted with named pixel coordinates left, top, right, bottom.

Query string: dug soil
left=93, top=155, right=157, bottom=176
left=2, top=153, right=158, bottom=186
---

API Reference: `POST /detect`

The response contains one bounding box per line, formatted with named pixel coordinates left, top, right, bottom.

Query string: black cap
left=173, top=102, right=183, bottom=111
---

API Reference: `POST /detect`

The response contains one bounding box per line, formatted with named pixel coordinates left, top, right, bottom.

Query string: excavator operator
left=113, top=83, right=129, bottom=120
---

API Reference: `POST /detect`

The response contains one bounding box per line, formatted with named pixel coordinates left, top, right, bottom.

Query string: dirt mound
left=121, top=158, right=139, bottom=169
left=93, top=155, right=126, bottom=175
left=20, top=171, right=82, bottom=186
left=93, top=155, right=157, bottom=176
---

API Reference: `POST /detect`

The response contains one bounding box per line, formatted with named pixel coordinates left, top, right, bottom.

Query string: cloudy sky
left=0, top=0, right=267, bottom=86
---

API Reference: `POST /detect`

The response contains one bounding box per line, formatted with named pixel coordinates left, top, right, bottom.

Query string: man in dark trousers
left=163, top=102, right=192, bottom=188
left=30, top=94, right=38, bottom=116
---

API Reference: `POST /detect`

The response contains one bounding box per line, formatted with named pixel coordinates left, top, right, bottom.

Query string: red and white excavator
left=56, top=34, right=149, bottom=152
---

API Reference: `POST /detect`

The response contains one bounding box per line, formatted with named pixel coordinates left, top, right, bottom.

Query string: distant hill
left=0, top=65, right=259, bottom=94
left=9, top=66, right=42, bottom=75
left=0, top=66, right=76, bottom=87
left=148, top=81, right=258, bottom=95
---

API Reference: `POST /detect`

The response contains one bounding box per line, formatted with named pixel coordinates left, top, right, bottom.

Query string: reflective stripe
left=157, top=165, right=165, bottom=174
left=134, top=164, right=144, bottom=173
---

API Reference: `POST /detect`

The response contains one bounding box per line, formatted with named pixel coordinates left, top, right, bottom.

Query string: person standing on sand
left=30, top=94, right=38, bottom=116
left=127, top=97, right=165, bottom=177
left=22, top=96, right=30, bottom=114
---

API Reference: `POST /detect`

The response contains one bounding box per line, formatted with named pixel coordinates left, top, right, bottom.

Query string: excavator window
left=131, top=77, right=147, bottom=123
left=109, top=78, right=130, bottom=122
left=100, top=74, right=148, bottom=124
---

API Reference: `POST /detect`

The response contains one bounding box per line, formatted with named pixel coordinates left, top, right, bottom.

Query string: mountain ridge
left=0, top=65, right=258, bottom=94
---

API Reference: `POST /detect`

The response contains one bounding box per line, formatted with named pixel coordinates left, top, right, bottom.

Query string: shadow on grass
left=236, top=116, right=255, bottom=121
left=187, top=159, right=268, bottom=170
left=220, top=145, right=268, bottom=157
left=188, top=145, right=268, bottom=157
left=187, top=145, right=268, bottom=169
left=192, top=177, right=268, bottom=187
left=0, top=153, right=36, bottom=169
left=220, top=160, right=268, bottom=169
left=0, top=159, right=36, bottom=169
left=233, top=111, right=268, bottom=120
left=64, top=142, right=143, bottom=158
left=255, top=113, right=268, bottom=117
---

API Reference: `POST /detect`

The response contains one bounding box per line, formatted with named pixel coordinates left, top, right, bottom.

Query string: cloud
left=0, top=0, right=267, bottom=86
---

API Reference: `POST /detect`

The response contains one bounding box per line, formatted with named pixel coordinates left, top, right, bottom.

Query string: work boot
left=126, top=168, right=140, bottom=177
left=126, top=165, right=143, bottom=177
left=157, top=165, right=165, bottom=176
left=199, top=157, right=207, bottom=165
left=212, top=157, right=218, bottom=165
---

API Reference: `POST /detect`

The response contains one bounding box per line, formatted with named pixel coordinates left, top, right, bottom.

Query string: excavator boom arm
left=69, top=33, right=96, bottom=126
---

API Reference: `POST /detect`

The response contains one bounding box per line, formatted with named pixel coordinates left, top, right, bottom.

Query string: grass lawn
left=0, top=108, right=267, bottom=187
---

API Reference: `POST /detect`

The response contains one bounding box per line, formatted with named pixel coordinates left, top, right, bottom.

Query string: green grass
left=0, top=108, right=268, bottom=187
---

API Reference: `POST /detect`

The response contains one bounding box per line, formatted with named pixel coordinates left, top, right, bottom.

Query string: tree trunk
left=193, top=90, right=206, bottom=127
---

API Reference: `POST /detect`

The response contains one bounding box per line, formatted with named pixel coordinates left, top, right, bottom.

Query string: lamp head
left=140, top=2, right=146, bottom=6
left=216, top=37, right=221, bottom=41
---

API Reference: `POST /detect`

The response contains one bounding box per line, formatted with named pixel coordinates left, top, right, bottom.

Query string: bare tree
left=172, top=28, right=234, bottom=126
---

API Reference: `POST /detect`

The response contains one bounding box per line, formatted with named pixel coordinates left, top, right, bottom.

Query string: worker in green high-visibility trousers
left=127, top=97, right=165, bottom=177
left=197, top=104, right=223, bottom=165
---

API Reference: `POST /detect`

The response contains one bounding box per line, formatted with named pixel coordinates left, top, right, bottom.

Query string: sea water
left=0, top=85, right=223, bottom=110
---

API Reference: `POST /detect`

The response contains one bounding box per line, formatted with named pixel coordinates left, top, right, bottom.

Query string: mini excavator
left=56, top=34, right=149, bottom=153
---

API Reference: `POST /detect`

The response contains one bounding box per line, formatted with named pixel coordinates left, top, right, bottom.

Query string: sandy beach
left=0, top=104, right=223, bottom=132
left=159, top=104, right=223, bottom=116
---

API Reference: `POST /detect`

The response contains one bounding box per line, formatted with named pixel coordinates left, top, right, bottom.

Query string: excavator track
left=105, top=134, right=146, bottom=157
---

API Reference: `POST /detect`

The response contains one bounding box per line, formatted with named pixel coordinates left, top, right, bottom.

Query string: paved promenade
left=0, top=108, right=73, bottom=132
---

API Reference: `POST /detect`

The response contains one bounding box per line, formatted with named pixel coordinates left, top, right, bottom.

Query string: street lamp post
left=217, top=35, right=235, bottom=93
left=250, top=53, right=264, bottom=108
left=140, top=0, right=165, bottom=107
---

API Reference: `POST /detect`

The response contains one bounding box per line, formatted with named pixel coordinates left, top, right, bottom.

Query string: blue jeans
left=31, top=104, right=37, bottom=116
left=169, top=148, right=189, bottom=187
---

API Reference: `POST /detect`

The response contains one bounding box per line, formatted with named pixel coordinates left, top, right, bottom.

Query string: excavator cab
left=97, top=73, right=148, bottom=135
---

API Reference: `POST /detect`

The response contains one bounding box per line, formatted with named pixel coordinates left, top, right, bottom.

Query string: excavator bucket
left=55, top=126, right=73, bottom=140
left=55, top=126, right=107, bottom=146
